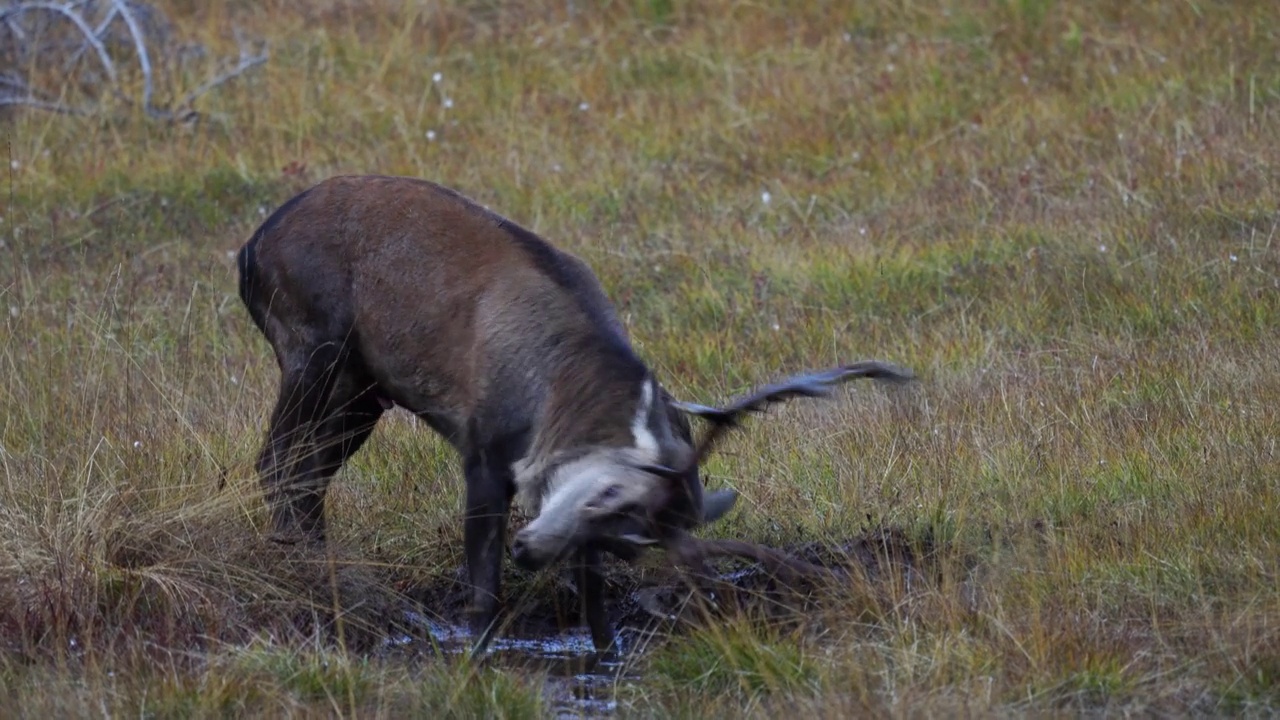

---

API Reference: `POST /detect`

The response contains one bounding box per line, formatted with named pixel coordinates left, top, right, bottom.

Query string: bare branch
left=108, top=0, right=155, bottom=116
left=0, top=72, right=26, bottom=91
left=0, top=69, right=89, bottom=114
left=0, top=93, right=90, bottom=114
left=2, top=0, right=268, bottom=120
left=2, top=10, right=27, bottom=40
left=62, top=4, right=118, bottom=72
left=1, top=1, right=118, bottom=83
left=177, top=31, right=267, bottom=111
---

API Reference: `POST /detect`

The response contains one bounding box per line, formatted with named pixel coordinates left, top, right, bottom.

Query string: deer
left=235, top=174, right=914, bottom=655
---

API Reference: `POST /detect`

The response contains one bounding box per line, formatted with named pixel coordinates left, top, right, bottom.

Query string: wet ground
left=373, top=527, right=940, bottom=717
left=384, top=613, right=640, bottom=717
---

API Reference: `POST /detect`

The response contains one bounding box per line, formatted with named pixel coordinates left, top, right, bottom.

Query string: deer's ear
left=701, top=488, right=739, bottom=525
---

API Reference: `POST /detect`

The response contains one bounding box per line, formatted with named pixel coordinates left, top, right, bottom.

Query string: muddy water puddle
left=386, top=611, right=645, bottom=717
left=374, top=529, right=933, bottom=716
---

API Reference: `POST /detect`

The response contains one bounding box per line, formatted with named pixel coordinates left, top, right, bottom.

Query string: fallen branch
left=0, top=0, right=268, bottom=120
left=62, top=3, right=117, bottom=72
left=0, top=93, right=90, bottom=114
left=176, top=28, right=267, bottom=114
left=0, top=1, right=118, bottom=83
left=108, top=0, right=154, bottom=115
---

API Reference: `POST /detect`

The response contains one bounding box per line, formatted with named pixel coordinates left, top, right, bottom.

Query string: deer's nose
left=510, top=536, right=534, bottom=569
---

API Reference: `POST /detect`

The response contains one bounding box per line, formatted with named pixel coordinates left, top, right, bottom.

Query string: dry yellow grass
left=2, top=0, right=1278, bottom=715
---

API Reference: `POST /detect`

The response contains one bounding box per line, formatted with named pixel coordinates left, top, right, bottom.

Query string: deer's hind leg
left=255, top=345, right=384, bottom=543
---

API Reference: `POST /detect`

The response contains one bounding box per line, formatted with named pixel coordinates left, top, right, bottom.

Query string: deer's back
left=240, top=174, right=637, bottom=450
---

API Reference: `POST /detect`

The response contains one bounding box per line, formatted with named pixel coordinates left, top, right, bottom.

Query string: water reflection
left=389, top=610, right=642, bottom=717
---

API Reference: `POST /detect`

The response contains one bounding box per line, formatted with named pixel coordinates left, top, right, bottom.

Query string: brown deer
left=236, top=174, right=913, bottom=654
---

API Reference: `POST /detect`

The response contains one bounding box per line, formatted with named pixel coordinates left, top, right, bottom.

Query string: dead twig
left=1, top=2, right=118, bottom=83
left=176, top=28, right=267, bottom=114
left=61, top=3, right=116, bottom=71
left=0, top=94, right=90, bottom=114
left=107, top=0, right=154, bottom=115
left=0, top=0, right=268, bottom=120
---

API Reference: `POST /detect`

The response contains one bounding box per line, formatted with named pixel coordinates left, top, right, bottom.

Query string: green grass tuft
left=646, top=624, right=820, bottom=699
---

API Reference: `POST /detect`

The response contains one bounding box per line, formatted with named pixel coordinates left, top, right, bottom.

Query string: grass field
left=2, top=0, right=1278, bottom=716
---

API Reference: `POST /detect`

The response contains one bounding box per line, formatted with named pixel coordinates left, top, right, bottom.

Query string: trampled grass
left=2, top=0, right=1278, bottom=716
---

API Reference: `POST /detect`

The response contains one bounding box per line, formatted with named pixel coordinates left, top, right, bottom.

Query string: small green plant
left=1064, top=656, right=1133, bottom=703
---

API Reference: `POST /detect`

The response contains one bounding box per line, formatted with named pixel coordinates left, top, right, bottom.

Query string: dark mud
left=370, top=526, right=945, bottom=717
left=85, top=525, right=952, bottom=716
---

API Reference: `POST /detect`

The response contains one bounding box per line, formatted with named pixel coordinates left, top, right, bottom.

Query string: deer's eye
left=585, top=485, right=621, bottom=511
